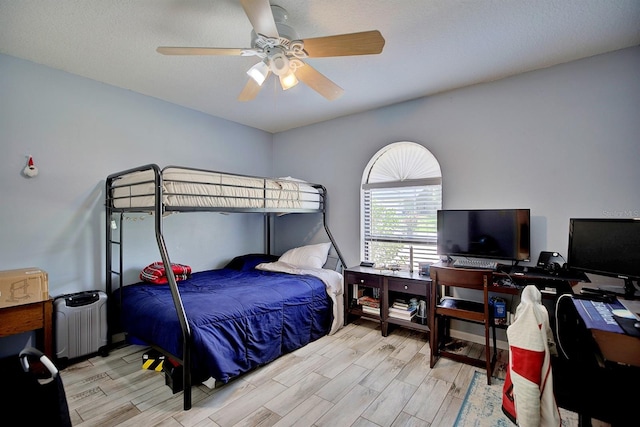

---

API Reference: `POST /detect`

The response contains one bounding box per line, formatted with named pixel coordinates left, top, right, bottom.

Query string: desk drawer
left=346, top=272, right=382, bottom=288
left=388, top=279, right=426, bottom=295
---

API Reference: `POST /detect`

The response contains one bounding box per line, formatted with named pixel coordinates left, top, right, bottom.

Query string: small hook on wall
left=23, top=155, right=39, bottom=178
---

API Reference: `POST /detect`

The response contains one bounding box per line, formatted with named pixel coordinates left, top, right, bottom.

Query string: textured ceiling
left=1, top=0, right=639, bottom=133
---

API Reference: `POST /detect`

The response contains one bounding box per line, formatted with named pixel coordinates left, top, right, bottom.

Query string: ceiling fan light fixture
left=158, top=3, right=385, bottom=102
left=269, top=51, right=289, bottom=76
left=279, top=70, right=298, bottom=90
left=247, top=61, right=270, bottom=86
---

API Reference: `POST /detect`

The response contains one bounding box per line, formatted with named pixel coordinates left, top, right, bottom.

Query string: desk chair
left=429, top=265, right=497, bottom=384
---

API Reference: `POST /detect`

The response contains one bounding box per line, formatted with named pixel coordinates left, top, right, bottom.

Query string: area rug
left=454, top=371, right=512, bottom=427
left=455, top=371, right=580, bottom=427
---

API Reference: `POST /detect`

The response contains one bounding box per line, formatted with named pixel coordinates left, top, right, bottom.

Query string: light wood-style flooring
left=59, top=319, right=603, bottom=427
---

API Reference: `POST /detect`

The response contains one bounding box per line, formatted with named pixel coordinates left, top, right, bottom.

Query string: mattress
left=110, top=167, right=321, bottom=210
left=114, top=268, right=333, bottom=383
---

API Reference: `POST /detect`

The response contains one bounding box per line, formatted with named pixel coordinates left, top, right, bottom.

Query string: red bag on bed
left=140, top=262, right=191, bottom=284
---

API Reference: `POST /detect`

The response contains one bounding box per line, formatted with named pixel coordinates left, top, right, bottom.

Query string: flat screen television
left=437, top=209, right=531, bottom=262
left=567, top=218, right=640, bottom=298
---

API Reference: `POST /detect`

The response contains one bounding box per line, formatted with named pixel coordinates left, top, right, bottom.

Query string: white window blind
left=361, top=142, right=442, bottom=269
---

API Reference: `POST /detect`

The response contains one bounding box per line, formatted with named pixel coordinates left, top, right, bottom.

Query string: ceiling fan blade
left=240, top=0, right=279, bottom=38
left=238, top=77, right=266, bottom=101
left=157, top=47, right=245, bottom=56
left=295, top=63, right=344, bottom=101
left=301, top=30, right=385, bottom=57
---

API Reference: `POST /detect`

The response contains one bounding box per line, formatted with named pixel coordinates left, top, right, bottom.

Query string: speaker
left=537, top=251, right=566, bottom=274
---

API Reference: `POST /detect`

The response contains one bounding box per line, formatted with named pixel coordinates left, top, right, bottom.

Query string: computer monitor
left=567, top=218, right=640, bottom=298
left=437, top=209, right=531, bottom=262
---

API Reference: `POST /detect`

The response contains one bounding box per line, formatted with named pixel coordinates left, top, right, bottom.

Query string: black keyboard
left=452, top=259, right=498, bottom=270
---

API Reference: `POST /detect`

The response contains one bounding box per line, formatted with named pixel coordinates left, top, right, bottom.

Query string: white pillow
left=279, top=242, right=331, bottom=269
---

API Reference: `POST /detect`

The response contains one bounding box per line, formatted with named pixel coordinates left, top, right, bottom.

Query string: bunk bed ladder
left=105, top=212, right=124, bottom=347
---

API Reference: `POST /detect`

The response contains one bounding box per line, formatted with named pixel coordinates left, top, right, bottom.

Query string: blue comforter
left=114, top=268, right=332, bottom=383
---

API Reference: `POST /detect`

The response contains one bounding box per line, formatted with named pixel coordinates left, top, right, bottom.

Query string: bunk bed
left=105, top=164, right=346, bottom=410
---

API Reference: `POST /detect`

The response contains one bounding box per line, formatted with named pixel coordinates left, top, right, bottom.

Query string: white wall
left=272, top=46, right=640, bottom=272
left=0, top=54, right=273, bottom=355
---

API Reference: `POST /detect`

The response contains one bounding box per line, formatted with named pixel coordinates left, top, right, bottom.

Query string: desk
left=431, top=262, right=591, bottom=337
left=434, top=261, right=587, bottom=299
left=559, top=296, right=640, bottom=368
left=346, top=262, right=587, bottom=335
left=0, top=299, right=53, bottom=358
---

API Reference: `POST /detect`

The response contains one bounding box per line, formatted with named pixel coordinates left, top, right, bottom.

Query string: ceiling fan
left=156, top=0, right=385, bottom=101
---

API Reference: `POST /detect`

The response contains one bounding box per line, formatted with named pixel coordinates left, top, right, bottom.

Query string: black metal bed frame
left=104, top=164, right=345, bottom=410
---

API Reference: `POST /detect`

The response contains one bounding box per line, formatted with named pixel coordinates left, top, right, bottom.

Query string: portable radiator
left=54, top=290, right=108, bottom=362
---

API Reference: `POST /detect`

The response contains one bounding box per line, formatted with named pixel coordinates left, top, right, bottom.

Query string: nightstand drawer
left=346, top=272, right=382, bottom=288
left=387, top=279, right=426, bottom=295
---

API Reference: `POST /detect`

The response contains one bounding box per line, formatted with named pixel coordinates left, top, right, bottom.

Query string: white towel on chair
left=506, top=285, right=561, bottom=427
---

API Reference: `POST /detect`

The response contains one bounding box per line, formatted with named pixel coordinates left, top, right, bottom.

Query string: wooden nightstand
left=344, top=266, right=431, bottom=337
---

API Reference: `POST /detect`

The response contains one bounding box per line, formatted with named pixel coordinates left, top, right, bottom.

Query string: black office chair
left=0, top=347, right=71, bottom=427
left=553, top=295, right=640, bottom=426
left=430, top=265, right=497, bottom=384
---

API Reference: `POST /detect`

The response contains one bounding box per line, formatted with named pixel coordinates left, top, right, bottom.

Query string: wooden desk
left=434, top=261, right=586, bottom=298
left=560, top=296, right=640, bottom=368
left=591, top=327, right=640, bottom=367
left=0, top=299, right=53, bottom=358
left=346, top=262, right=587, bottom=338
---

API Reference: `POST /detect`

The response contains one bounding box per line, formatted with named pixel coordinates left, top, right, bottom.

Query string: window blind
left=363, top=183, right=442, bottom=265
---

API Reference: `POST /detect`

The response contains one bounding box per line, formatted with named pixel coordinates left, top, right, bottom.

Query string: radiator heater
left=54, top=290, right=108, bottom=363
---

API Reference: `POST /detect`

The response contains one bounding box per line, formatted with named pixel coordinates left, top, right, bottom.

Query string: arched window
left=361, top=142, right=442, bottom=269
